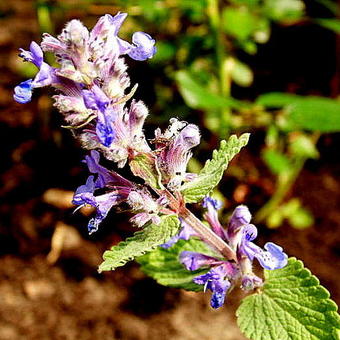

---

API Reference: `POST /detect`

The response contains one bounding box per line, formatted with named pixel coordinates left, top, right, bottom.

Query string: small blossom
left=127, top=190, right=163, bottom=227
left=241, top=274, right=263, bottom=291
left=73, top=151, right=134, bottom=233
left=127, top=32, right=157, bottom=61
left=237, top=220, right=288, bottom=270
left=82, top=85, right=116, bottom=147
left=160, top=219, right=197, bottom=248
left=180, top=251, right=223, bottom=271
left=228, top=205, right=252, bottom=237
left=193, top=264, right=236, bottom=309
left=13, top=79, right=33, bottom=104
left=202, top=197, right=226, bottom=239
left=156, top=119, right=200, bottom=190
left=14, top=42, right=55, bottom=103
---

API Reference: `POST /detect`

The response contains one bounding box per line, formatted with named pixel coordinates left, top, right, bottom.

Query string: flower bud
left=59, top=20, right=89, bottom=48
left=229, top=205, right=252, bottom=235
left=241, top=274, right=263, bottom=291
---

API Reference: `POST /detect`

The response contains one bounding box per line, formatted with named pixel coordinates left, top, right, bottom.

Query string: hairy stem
left=160, top=189, right=237, bottom=261
left=180, top=207, right=237, bottom=261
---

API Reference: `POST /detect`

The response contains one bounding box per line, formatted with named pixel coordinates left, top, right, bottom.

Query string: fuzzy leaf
left=98, top=215, right=180, bottom=272
left=130, top=152, right=164, bottom=189
left=237, top=258, right=340, bottom=340
left=137, top=238, right=219, bottom=291
left=181, top=133, right=250, bottom=203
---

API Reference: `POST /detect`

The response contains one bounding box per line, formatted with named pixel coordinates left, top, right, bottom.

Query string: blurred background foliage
left=26, top=0, right=340, bottom=229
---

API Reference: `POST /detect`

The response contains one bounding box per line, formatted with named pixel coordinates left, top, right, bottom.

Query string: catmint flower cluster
left=14, top=13, right=287, bottom=309
left=179, top=198, right=287, bottom=308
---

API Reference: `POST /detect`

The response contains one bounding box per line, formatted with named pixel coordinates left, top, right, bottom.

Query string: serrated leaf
left=98, top=215, right=180, bottom=272
left=137, top=238, right=219, bottom=291
left=237, top=257, right=340, bottom=340
left=129, top=152, right=164, bottom=189
left=181, top=133, right=250, bottom=203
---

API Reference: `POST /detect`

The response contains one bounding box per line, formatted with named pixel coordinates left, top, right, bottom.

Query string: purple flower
left=14, top=42, right=55, bottom=103
left=19, top=41, right=43, bottom=67
left=82, top=86, right=116, bottom=147
left=127, top=32, right=157, bottom=61
left=234, top=213, right=288, bottom=270
left=202, top=197, right=226, bottom=239
left=160, top=219, right=197, bottom=248
left=73, top=151, right=134, bottom=233
left=180, top=251, right=223, bottom=271
left=180, top=248, right=239, bottom=309
left=13, top=79, right=33, bottom=104
left=241, top=274, right=263, bottom=291
left=202, top=197, right=223, bottom=210
left=179, top=204, right=287, bottom=308
left=228, top=205, right=252, bottom=238
left=193, top=264, right=235, bottom=309
left=155, top=119, right=200, bottom=190
left=15, top=14, right=156, bottom=170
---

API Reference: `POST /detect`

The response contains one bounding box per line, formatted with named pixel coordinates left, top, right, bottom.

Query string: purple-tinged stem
left=180, top=207, right=237, bottom=261
left=160, top=189, right=237, bottom=261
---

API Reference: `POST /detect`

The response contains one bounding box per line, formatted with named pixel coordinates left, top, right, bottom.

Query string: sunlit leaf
left=237, top=258, right=340, bottom=340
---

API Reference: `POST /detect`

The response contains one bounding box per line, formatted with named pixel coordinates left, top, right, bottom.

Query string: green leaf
left=289, top=135, right=319, bottom=159
left=230, top=58, right=254, bottom=87
left=138, top=238, right=219, bottom=291
left=237, top=258, right=340, bottom=340
left=316, top=19, right=340, bottom=34
left=256, top=92, right=302, bottom=108
left=98, top=215, right=180, bottom=272
left=181, top=133, right=250, bottom=203
left=257, top=93, right=340, bottom=133
left=222, top=7, right=257, bottom=41
left=288, top=206, right=314, bottom=229
left=262, top=149, right=292, bottom=175
left=129, top=152, right=164, bottom=189
left=151, top=41, right=176, bottom=63
left=281, top=198, right=314, bottom=229
left=264, top=0, right=305, bottom=21
left=175, top=70, right=242, bottom=110
left=286, top=98, right=340, bottom=132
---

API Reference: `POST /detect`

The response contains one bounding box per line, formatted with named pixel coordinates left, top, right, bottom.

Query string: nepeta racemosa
left=13, top=9, right=286, bottom=306
left=15, top=13, right=340, bottom=340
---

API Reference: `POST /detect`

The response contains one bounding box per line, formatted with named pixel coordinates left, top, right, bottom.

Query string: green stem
left=254, top=165, right=303, bottom=223
left=207, top=0, right=231, bottom=135
left=254, top=134, right=320, bottom=223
